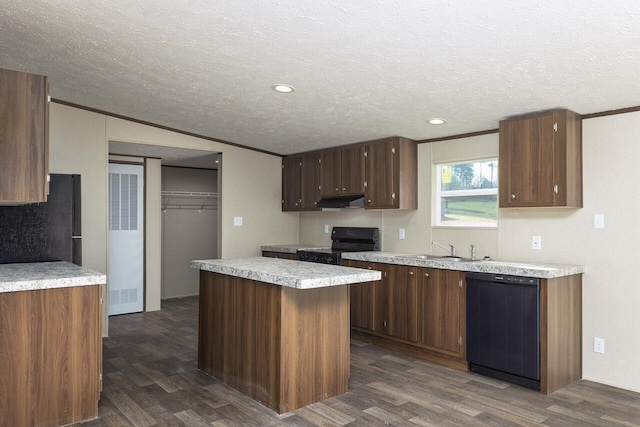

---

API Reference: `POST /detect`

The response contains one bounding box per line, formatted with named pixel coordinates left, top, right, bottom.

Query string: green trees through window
left=436, top=159, right=498, bottom=227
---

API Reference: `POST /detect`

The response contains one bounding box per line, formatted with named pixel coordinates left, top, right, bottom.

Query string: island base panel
left=198, top=271, right=349, bottom=413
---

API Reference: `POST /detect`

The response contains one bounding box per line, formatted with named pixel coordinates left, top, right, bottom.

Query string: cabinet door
left=420, top=268, right=463, bottom=355
left=300, top=153, right=320, bottom=210
left=500, top=113, right=556, bottom=207
left=385, top=264, right=418, bottom=342
left=282, top=156, right=301, bottom=211
left=341, top=145, right=365, bottom=195
left=0, top=68, right=49, bottom=203
left=320, top=149, right=342, bottom=197
left=344, top=260, right=377, bottom=332
left=365, top=139, right=397, bottom=209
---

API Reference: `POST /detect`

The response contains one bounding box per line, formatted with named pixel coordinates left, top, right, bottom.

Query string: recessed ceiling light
left=272, top=84, right=295, bottom=93
left=428, top=118, right=446, bottom=125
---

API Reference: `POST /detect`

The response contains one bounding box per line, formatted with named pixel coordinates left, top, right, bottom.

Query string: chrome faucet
left=432, top=241, right=456, bottom=257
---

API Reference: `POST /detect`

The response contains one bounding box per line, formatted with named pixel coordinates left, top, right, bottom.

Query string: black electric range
left=296, top=227, right=379, bottom=265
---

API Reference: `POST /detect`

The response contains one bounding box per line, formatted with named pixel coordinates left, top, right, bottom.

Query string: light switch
left=324, top=224, right=330, bottom=234
left=532, top=236, right=542, bottom=250
left=399, top=228, right=405, bottom=240
left=233, top=216, right=243, bottom=227
left=594, top=214, right=605, bottom=229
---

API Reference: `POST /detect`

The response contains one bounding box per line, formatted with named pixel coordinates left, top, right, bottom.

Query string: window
left=435, top=159, right=498, bottom=227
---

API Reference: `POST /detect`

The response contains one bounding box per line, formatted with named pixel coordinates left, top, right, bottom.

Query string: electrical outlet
left=324, top=224, right=330, bottom=234
left=594, top=337, right=605, bottom=354
left=399, top=228, right=405, bottom=240
left=233, top=216, right=243, bottom=227
left=532, top=236, right=542, bottom=250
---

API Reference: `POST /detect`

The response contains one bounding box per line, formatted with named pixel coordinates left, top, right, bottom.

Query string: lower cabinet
left=346, top=259, right=582, bottom=392
left=344, top=260, right=378, bottom=332
left=345, top=259, right=467, bottom=370
left=419, top=268, right=465, bottom=357
left=0, top=285, right=102, bottom=427
left=262, top=251, right=297, bottom=260
left=385, top=264, right=418, bottom=342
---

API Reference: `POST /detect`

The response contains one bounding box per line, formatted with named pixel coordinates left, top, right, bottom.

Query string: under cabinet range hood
left=316, top=195, right=365, bottom=209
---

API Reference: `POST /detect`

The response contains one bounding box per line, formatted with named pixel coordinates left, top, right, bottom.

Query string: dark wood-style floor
left=75, top=296, right=640, bottom=427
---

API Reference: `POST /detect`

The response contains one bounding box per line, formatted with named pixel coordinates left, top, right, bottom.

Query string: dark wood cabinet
left=0, top=285, right=102, bottom=427
left=281, top=156, right=301, bottom=211
left=419, top=268, right=464, bottom=356
left=262, top=251, right=297, bottom=260
left=499, top=109, right=582, bottom=208
left=341, top=145, right=366, bottom=195
left=0, top=68, right=50, bottom=204
left=347, top=259, right=583, bottom=393
left=320, top=149, right=342, bottom=197
left=364, top=137, right=417, bottom=209
left=348, top=261, right=467, bottom=371
left=282, top=154, right=320, bottom=211
left=283, top=136, right=417, bottom=211
left=300, top=153, right=320, bottom=209
left=320, top=146, right=366, bottom=197
left=343, top=260, right=378, bottom=332
left=385, top=264, right=418, bottom=342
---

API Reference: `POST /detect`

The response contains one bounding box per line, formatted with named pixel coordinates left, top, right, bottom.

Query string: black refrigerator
left=0, top=174, right=81, bottom=265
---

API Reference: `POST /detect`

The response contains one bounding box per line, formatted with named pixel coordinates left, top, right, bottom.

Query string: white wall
left=49, top=105, right=109, bottom=335
left=161, top=167, right=218, bottom=299
left=49, top=103, right=299, bottom=335
left=298, top=113, right=640, bottom=393
left=500, top=111, right=640, bottom=392
left=145, top=158, right=162, bottom=311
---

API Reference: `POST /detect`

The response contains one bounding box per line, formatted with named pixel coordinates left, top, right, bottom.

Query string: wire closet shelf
left=161, top=191, right=217, bottom=212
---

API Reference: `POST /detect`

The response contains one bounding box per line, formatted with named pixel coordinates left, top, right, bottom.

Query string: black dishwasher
left=466, top=272, right=540, bottom=390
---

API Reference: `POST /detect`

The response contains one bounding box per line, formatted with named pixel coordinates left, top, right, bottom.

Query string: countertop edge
left=260, top=244, right=330, bottom=254
left=0, top=261, right=107, bottom=293
left=341, top=252, right=585, bottom=279
left=192, top=258, right=381, bottom=289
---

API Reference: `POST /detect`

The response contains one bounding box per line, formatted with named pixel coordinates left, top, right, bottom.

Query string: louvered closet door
left=108, top=163, right=144, bottom=315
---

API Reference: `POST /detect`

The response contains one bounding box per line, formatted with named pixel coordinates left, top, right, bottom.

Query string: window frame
left=434, top=158, right=498, bottom=228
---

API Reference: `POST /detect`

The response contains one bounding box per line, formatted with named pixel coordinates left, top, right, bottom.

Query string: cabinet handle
left=409, top=271, right=414, bottom=275
left=342, top=187, right=346, bottom=191
left=554, top=185, right=558, bottom=194
left=368, top=199, right=372, bottom=203
left=425, top=273, right=429, bottom=277
left=511, top=193, right=516, bottom=199
left=335, top=187, right=339, bottom=191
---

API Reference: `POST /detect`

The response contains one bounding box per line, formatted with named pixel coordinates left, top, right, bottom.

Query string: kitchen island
left=0, top=261, right=106, bottom=427
left=191, top=257, right=381, bottom=414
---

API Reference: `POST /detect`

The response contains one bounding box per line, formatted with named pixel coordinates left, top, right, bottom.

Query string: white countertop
left=260, top=244, right=330, bottom=254
left=0, top=261, right=107, bottom=293
left=192, top=257, right=381, bottom=289
left=341, top=252, right=584, bottom=279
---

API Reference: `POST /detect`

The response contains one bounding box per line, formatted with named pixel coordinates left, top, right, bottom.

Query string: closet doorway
left=161, top=166, right=218, bottom=299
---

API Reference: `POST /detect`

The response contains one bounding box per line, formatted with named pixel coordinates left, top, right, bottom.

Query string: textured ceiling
left=2, top=1, right=640, bottom=155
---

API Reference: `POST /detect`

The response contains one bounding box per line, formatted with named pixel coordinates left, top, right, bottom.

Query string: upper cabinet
left=365, top=137, right=417, bottom=209
left=283, top=136, right=417, bottom=211
left=282, top=153, right=320, bottom=211
left=320, top=145, right=366, bottom=197
left=499, top=109, right=582, bottom=208
left=282, top=156, right=301, bottom=211
left=0, top=68, right=50, bottom=204
left=300, top=153, right=321, bottom=210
